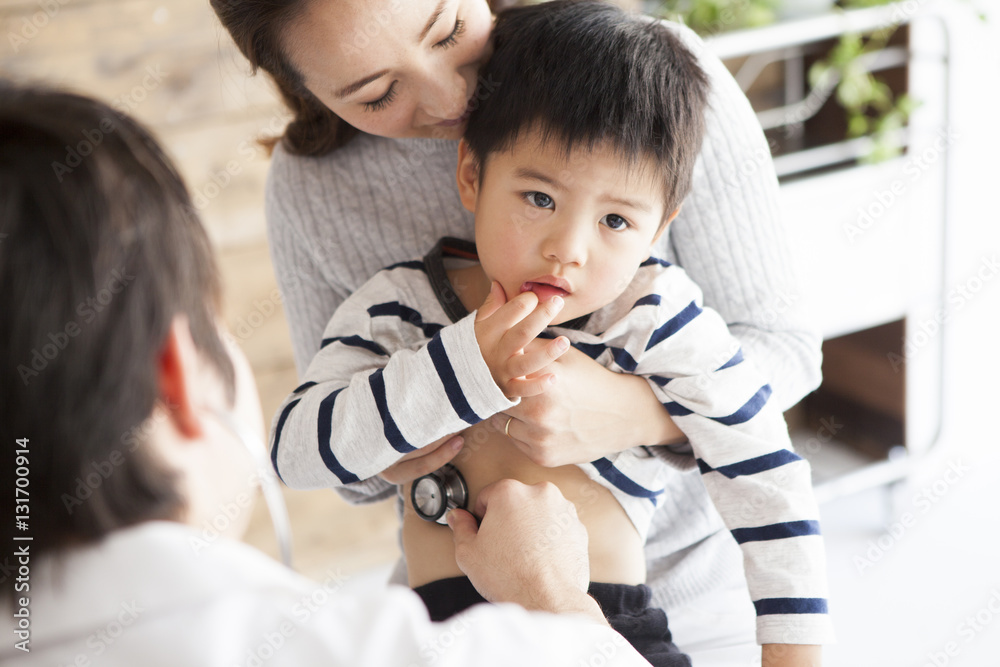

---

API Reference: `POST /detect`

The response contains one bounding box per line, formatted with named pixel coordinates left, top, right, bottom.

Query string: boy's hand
left=378, top=433, right=464, bottom=485
left=474, top=281, right=570, bottom=398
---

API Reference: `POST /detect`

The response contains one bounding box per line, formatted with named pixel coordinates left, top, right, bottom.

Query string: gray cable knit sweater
left=263, top=24, right=822, bottom=627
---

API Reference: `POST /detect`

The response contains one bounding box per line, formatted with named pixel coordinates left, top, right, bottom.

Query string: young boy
left=270, top=1, right=833, bottom=663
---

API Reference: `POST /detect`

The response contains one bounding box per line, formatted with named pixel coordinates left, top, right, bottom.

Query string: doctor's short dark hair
left=463, top=0, right=710, bottom=214
left=0, top=82, right=235, bottom=571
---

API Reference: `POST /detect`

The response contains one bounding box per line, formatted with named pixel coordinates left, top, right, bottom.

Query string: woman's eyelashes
left=524, top=191, right=554, bottom=209
left=363, top=81, right=398, bottom=112
left=435, top=18, right=465, bottom=49
left=362, top=18, right=465, bottom=112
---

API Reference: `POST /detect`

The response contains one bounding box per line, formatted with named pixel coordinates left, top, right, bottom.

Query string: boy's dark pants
left=414, top=576, right=692, bottom=667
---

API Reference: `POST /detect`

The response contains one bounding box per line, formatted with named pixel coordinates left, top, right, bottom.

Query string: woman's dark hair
left=210, top=0, right=358, bottom=156
left=464, top=0, right=710, bottom=214
left=211, top=0, right=519, bottom=157
left=0, top=83, right=235, bottom=574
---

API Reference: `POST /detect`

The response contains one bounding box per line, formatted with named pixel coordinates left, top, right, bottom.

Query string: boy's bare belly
left=402, top=421, right=647, bottom=588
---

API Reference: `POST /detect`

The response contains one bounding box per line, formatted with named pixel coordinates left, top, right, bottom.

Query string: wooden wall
left=2, top=0, right=400, bottom=578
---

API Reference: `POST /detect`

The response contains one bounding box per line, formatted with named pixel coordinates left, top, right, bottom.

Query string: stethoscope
left=207, top=408, right=294, bottom=567
left=410, top=463, right=469, bottom=525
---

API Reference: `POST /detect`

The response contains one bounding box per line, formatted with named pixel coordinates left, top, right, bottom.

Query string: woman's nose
left=417, top=65, right=469, bottom=120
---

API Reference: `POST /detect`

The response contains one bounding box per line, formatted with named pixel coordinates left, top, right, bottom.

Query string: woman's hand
left=492, top=346, right=685, bottom=467
left=378, top=433, right=464, bottom=485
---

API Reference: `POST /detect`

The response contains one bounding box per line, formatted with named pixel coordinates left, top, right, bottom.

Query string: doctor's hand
left=446, top=479, right=607, bottom=626
left=493, top=346, right=685, bottom=467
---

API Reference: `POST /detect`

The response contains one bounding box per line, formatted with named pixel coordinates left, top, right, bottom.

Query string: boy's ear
left=455, top=138, right=480, bottom=213
left=650, top=206, right=681, bottom=249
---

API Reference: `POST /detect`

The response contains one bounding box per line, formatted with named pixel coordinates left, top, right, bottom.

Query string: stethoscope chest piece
left=411, top=463, right=468, bottom=525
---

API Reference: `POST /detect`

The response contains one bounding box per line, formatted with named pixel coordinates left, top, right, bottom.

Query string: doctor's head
left=0, top=84, right=264, bottom=573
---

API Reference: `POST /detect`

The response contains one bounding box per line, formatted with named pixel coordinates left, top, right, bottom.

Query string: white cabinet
left=705, top=3, right=954, bottom=497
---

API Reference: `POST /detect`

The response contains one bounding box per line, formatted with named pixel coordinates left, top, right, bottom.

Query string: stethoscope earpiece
left=411, top=463, right=469, bottom=525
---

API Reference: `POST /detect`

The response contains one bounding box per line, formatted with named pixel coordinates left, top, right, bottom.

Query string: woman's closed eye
left=601, top=214, right=631, bottom=231
left=435, top=18, right=466, bottom=49
left=524, top=191, right=554, bottom=209
left=363, top=81, right=398, bottom=113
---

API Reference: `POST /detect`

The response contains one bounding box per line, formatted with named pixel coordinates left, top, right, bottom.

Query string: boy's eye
left=601, top=214, right=630, bottom=231
left=524, top=192, right=554, bottom=209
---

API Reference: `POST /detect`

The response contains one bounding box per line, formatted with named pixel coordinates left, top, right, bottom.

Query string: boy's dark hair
left=464, top=0, right=710, bottom=214
left=0, top=83, right=235, bottom=571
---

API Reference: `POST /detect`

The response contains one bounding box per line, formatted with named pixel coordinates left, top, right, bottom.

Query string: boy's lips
left=519, top=276, right=571, bottom=301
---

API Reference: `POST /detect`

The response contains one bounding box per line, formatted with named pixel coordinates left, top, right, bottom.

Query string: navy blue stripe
left=641, top=257, right=672, bottom=268
left=315, top=389, right=360, bottom=485
left=648, top=375, right=672, bottom=387
left=632, top=294, right=661, bottom=309
left=697, top=449, right=803, bottom=478
left=572, top=341, right=606, bottom=360
left=427, top=334, right=481, bottom=426
left=385, top=260, right=427, bottom=272
left=732, top=520, right=822, bottom=544
left=717, top=349, right=744, bottom=371
left=368, top=302, right=443, bottom=338
left=663, top=401, right=694, bottom=417
left=754, top=598, right=829, bottom=616
left=646, top=301, right=702, bottom=351
left=292, top=381, right=317, bottom=394
left=592, top=458, right=663, bottom=503
left=321, top=335, right=388, bottom=356
left=270, top=398, right=302, bottom=483
left=711, top=384, right=772, bottom=426
left=610, top=347, right=638, bottom=372
left=368, top=369, right=416, bottom=454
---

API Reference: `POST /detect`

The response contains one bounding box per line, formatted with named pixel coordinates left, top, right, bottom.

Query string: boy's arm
left=621, top=267, right=833, bottom=648
left=269, top=276, right=517, bottom=490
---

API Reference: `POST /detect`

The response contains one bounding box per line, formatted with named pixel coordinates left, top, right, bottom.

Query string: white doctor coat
left=0, top=521, right=649, bottom=666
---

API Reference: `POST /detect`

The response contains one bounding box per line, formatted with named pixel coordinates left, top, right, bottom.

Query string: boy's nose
left=541, top=222, right=588, bottom=267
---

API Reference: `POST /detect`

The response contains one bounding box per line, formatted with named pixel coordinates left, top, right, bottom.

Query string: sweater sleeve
left=607, top=267, right=833, bottom=645
left=664, top=23, right=823, bottom=411
left=269, top=278, right=516, bottom=490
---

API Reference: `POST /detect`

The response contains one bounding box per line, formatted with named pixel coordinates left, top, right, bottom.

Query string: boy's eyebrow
left=601, top=195, right=653, bottom=214
left=515, top=167, right=654, bottom=213
left=513, top=167, right=566, bottom=190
